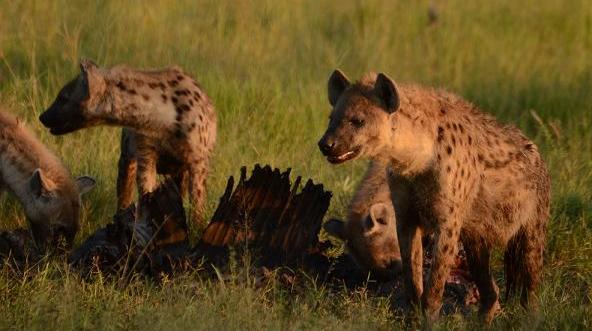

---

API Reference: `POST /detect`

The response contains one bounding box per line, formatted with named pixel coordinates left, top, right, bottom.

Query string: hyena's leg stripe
left=188, top=157, right=209, bottom=226
left=135, top=135, right=159, bottom=195
left=117, top=129, right=137, bottom=210
left=397, top=215, right=424, bottom=305
left=463, top=234, right=500, bottom=324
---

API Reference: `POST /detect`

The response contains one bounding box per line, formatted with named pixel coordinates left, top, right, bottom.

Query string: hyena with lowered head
left=318, top=70, right=550, bottom=323
left=324, top=160, right=402, bottom=279
left=40, top=60, right=216, bottom=226
left=0, top=110, right=95, bottom=250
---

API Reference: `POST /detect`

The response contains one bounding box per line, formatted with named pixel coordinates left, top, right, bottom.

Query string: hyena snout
left=39, top=106, right=85, bottom=135
left=317, top=134, right=338, bottom=156
left=318, top=132, right=361, bottom=164
left=39, top=111, right=54, bottom=127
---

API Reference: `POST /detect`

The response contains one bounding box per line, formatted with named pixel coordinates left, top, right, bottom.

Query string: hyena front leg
left=398, top=216, right=424, bottom=306
left=389, top=174, right=423, bottom=307
left=421, top=206, right=464, bottom=322
left=135, top=135, right=159, bottom=196
left=187, top=156, right=209, bottom=226
left=117, top=129, right=137, bottom=210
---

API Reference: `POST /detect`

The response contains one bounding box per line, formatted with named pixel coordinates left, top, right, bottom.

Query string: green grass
left=1, top=0, right=591, bottom=329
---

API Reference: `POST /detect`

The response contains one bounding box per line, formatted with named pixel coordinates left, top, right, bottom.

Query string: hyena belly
left=117, top=128, right=189, bottom=210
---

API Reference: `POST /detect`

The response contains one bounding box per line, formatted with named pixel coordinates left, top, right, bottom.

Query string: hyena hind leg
left=462, top=232, right=501, bottom=324
left=504, top=221, right=545, bottom=309
left=117, top=129, right=138, bottom=210
left=135, top=135, right=159, bottom=196
left=174, top=169, right=189, bottom=197
left=187, top=157, right=209, bottom=226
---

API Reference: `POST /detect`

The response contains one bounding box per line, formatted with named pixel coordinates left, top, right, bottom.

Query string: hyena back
left=0, top=110, right=95, bottom=249
left=318, top=70, right=550, bottom=323
left=324, top=160, right=401, bottom=278
left=40, top=60, right=216, bottom=225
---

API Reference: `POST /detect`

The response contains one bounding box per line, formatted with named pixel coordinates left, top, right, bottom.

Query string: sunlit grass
left=0, top=0, right=591, bottom=329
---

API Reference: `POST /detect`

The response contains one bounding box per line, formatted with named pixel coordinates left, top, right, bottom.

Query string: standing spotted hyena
left=318, top=70, right=550, bottom=323
left=0, top=110, right=95, bottom=250
left=323, top=160, right=402, bottom=278
left=40, top=60, right=216, bottom=225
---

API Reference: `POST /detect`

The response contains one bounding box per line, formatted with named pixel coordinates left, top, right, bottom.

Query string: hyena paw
left=420, top=295, right=442, bottom=323
left=480, top=299, right=501, bottom=325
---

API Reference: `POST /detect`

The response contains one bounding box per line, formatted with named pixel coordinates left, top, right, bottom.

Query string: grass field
left=0, top=0, right=591, bottom=329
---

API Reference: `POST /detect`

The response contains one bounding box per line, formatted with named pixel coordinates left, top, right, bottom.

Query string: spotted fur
left=40, top=60, right=216, bottom=225
left=319, top=70, right=550, bottom=324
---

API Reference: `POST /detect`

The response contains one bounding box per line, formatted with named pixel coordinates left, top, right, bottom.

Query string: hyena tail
left=504, top=221, right=546, bottom=307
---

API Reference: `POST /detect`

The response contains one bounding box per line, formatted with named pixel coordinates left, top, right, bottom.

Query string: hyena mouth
left=49, top=125, right=76, bottom=135
left=46, top=119, right=86, bottom=135
left=327, top=148, right=361, bottom=164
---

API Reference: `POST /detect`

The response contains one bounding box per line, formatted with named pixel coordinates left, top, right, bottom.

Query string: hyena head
left=24, top=169, right=96, bottom=249
left=318, top=69, right=400, bottom=164
left=40, top=59, right=107, bottom=135
left=324, top=203, right=402, bottom=278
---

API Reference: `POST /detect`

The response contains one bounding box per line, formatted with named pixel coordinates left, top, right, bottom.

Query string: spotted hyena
left=318, top=70, right=550, bottom=323
left=40, top=60, right=216, bottom=225
left=324, top=160, right=401, bottom=278
left=0, top=110, right=95, bottom=250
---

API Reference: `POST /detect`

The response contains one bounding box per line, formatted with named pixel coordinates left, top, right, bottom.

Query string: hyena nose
left=318, top=137, right=336, bottom=155
left=39, top=112, right=51, bottom=127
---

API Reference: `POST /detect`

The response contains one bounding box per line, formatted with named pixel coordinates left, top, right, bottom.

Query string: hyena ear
left=374, top=73, right=400, bottom=113
left=79, top=59, right=104, bottom=96
left=323, top=218, right=347, bottom=241
left=369, top=203, right=391, bottom=226
left=29, top=169, right=57, bottom=198
left=76, top=176, right=96, bottom=196
left=328, top=69, right=351, bottom=107
left=79, top=58, right=98, bottom=73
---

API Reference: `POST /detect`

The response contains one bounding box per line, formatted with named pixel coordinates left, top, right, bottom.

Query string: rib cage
left=197, top=164, right=332, bottom=267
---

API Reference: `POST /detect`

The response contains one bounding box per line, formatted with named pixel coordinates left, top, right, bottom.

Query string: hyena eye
left=349, top=118, right=365, bottom=128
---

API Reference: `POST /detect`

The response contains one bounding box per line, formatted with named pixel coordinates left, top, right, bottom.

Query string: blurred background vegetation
left=0, top=0, right=590, bottom=329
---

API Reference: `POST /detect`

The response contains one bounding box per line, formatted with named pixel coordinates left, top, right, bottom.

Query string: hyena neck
left=382, top=105, right=437, bottom=177
left=99, top=68, right=179, bottom=135
left=0, top=113, right=75, bottom=200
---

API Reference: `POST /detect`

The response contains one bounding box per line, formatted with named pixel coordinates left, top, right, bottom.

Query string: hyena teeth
left=337, top=151, right=355, bottom=159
